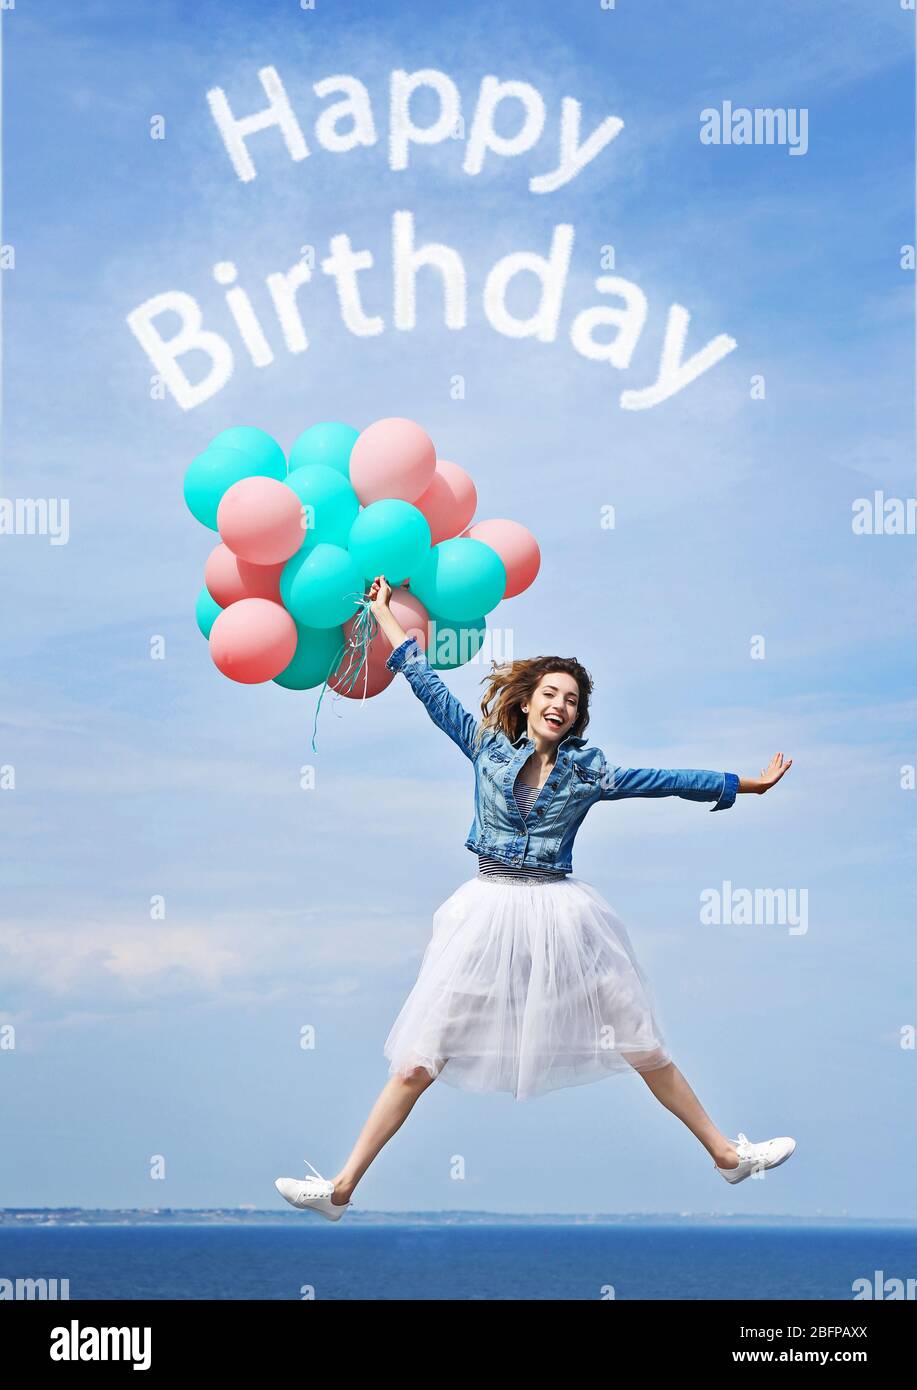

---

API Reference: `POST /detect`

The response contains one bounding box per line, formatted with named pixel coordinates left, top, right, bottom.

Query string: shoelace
left=716, top=1133, right=754, bottom=1170
left=735, top=1133, right=769, bottom=1173
left=301, top=1158, right=353, bottom=1208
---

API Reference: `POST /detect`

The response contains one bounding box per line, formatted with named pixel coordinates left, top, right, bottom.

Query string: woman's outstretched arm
left=369, top=575, right=482, bottom=761
left=599, top=753, right=792, bottom=810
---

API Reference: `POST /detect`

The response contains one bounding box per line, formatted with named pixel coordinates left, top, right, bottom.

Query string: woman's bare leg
left=637, top=1061, right=740, bottom=1168
left=329, top=1067, right=439, bottom=1204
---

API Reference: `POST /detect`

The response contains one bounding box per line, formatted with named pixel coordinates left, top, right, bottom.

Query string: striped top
left=477, top=779, right=569, bottom=882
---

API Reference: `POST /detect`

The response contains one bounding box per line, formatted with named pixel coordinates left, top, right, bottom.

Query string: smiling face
left=521, top=670, right=582, bottom=744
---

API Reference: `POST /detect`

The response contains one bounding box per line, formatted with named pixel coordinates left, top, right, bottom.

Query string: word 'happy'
left=126, top=66, right=737, bottom=411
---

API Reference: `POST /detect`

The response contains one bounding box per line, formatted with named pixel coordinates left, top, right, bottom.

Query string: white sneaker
left=274, top=1159, right=353, bottom=1220
left=714, top=1132, right=796, bottom=1184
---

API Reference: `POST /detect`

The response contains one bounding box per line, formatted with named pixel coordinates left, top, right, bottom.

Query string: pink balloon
left=413, top=459, right=477, bottom=545
left=217, top=476, right=305, bottom=565
left=349, top=418, right=436, bottom=505
left=204, top=544, right=285, bottom=606
left=341, top=587, right=430, bottom=672
left=328, top=658, right=394, bottom=699
left=209, top=598, right=298, bottom=684
left=463, top=519, right=540, bottom=599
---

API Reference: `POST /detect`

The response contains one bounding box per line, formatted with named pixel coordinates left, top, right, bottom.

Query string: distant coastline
left=2, top=1209, right=914, bottom=1228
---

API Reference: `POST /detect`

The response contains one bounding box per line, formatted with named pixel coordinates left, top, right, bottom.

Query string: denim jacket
left=385, top=635, right=739, bottom=873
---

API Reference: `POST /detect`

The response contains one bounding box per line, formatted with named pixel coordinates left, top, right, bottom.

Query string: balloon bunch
left=185, top=417, right=540, bottom=747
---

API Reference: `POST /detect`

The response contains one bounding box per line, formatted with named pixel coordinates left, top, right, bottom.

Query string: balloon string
left=310, top=593, right=379, bottom=754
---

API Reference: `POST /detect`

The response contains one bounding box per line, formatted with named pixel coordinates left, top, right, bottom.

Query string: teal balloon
left=280, top=546, right=307, bottom=611
left=427, top=613, right=486, bottom=670
left=273, top=622, right=345, bottom=690
left=288, top=422, right=359, bottom=479
left=208, top=426, right=286, bottom=477
left=195, top=585, right=223, bottom=639
left=347, top=499, right=431, bottom=587
left=183, top=445, right=285, bottom=530
left=284, top=465, right=359, bottom=552
left=409, top=537, right=506, bottom=621
left=285, top=542, right=364, bottom=629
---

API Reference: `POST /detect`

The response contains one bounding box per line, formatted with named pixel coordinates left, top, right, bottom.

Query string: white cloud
left=0, top=901, right=433, bottom=1013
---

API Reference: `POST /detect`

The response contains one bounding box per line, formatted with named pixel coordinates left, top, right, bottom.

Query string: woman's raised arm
left=370, top=575, right=482, bottom=761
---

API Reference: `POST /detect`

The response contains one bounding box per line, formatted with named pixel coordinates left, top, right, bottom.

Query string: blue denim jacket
left=385, top=635, right=739, bottom=873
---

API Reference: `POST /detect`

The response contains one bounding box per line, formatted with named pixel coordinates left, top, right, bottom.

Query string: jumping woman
left=275, top=575, right=796, bottom=1218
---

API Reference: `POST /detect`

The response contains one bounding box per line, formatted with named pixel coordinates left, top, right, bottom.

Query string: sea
left=2, top=1221, right=915, bottom=1300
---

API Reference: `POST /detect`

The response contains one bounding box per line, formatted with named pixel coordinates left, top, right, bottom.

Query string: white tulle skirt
left=383, top=874, right=672, bottom=1101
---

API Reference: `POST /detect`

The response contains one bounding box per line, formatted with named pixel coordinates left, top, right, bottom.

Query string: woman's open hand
left=757, top=752, right=793, bottom=792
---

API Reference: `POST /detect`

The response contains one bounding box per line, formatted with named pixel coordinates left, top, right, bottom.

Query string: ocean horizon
left=2, top=1208, right=915, bottom=1227
left=2, top=1216, right=915, bottom=1300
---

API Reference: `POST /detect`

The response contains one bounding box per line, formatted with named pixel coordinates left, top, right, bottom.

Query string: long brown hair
left=474, top=656, right=594, bottom=749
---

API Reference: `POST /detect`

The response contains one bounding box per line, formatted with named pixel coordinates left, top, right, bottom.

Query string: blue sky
left=1, top=0, right=915, bottom=1219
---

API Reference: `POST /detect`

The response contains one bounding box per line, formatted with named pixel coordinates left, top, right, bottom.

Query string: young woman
left=275, top=575, right=795, bottom=1219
